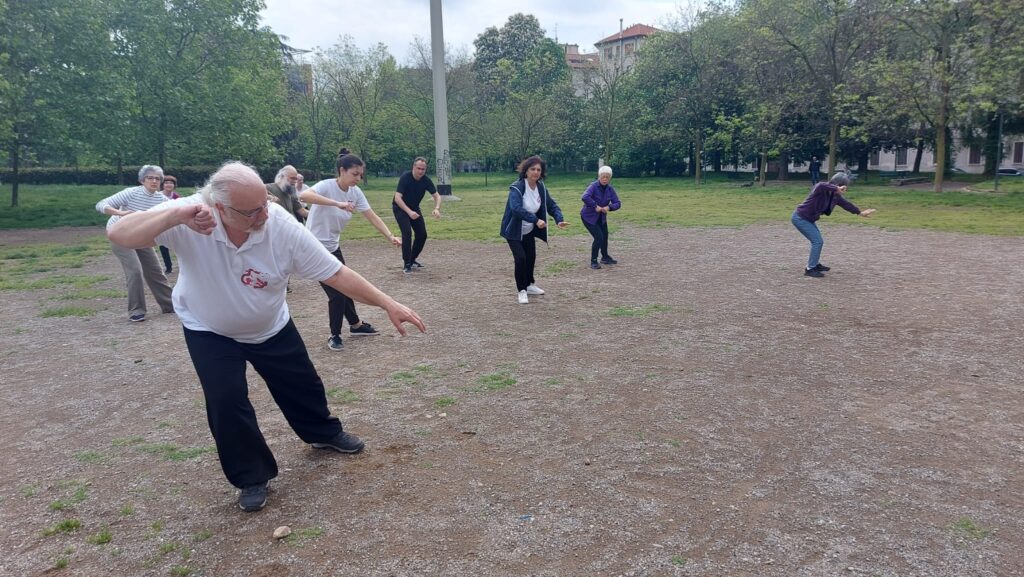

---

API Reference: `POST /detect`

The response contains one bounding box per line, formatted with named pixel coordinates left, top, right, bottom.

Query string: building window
left=1014, top=141, right=1023, bottom=164
left=969, top=144, right=982, bottom=165
left=624, top=42, right=634, bottom=55
left=895, top=147, right=908, bottom=166
left=605, top=48, right=613, bottom=59
left=869, top=151, right=879, bottom=166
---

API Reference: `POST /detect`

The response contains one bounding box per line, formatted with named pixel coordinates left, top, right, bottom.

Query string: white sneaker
left=517, top=290, right=529, bottom=304
left=526, top=284, right=545, bottom=295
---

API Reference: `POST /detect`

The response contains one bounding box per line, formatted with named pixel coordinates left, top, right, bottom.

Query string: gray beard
left=280, top=183, right=295, bottom=195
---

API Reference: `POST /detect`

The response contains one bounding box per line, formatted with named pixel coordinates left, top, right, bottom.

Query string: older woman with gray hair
left=791, top=172, right=876, bottom=278
left=95, top=165, right=175, bottom=321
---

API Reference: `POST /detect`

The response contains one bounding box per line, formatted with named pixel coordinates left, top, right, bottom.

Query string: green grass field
left=1, top=172, right=1022, bottom=237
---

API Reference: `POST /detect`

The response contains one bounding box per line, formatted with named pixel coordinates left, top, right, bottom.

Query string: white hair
left=138, top=165, right=163, bottom=182
left=598, top=165, right=613, bottom=177
left=274, top=165, right=296, bottom=187
left=198, top=161, right=263, bottom=206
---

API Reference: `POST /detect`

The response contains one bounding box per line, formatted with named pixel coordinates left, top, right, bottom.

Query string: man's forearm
left=322, top=266, right=395, bottom=309
left=108, top=209, right=181, bottom=248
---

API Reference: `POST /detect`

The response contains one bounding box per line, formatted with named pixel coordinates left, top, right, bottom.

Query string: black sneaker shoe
left=813, top=263, right=830, bottom=272
left=403, top=264, right=413, bottom=274
left=129, top=314, right=145, bottom=322
left=590, top=261, right=602, bottom=269
left=238, top=481, right=268, bottom=512
left=600, top=256, right=618, bottom=265
left=349, top=322, right=378, bottom=336
left=327, top=335, right=344, bottom=351
left=804, top=268, right=825, bottom=278
left=311, top=431, right=365, bottom=454
left=412, top=260, right=424, bottom=268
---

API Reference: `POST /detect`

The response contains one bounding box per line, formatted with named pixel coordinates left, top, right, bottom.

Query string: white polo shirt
left=153, top=195, right=342, bottom=343
left=304, top=178, right=372, bottom=253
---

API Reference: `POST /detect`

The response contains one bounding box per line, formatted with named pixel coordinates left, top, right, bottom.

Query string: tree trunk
left=828, top=119, right=839, bottom=176
left=777, top=151, right=789, bottom=180
left=759, top=150, right=768, bottom=186
left=10, top=143, right=20, bottom=208
left=694, top=131, right=703, bottom=185
left=913, top=138, right=924, bottom=173
left=984, top=113, right=1000, bottom=175
left=933, top=84, right=948, bottom=193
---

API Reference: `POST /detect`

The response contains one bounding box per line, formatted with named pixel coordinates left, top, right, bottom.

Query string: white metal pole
left=430, top=0, right=452, bottom=195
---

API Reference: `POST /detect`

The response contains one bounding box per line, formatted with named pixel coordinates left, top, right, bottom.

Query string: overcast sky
left=260, top=0, right=686, bottom=62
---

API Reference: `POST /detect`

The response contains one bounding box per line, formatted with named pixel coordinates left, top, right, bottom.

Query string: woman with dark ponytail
left=300, top=149, right=401, bottom=350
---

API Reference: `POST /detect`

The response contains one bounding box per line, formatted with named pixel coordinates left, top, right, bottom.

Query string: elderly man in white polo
left=108, top=161, right=426, bottom=512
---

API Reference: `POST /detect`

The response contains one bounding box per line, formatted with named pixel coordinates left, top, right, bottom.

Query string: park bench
left=879, top=170, right=928, bottom=186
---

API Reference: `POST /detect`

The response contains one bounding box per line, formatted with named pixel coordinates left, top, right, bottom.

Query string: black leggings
left=392, top=206, right=428, bottom=266
left=582, top=219, right=610, bottom=262
left=319, top=248, right=360, bottom=336
left=506, top=229, right=538, bottom=292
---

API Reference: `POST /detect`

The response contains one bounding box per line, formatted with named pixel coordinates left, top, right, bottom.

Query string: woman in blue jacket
left=580, top=165, right=622, bottom=269
left=500, top=156, right=570, bottom=304
left=791, top=172, right=876, bottom=277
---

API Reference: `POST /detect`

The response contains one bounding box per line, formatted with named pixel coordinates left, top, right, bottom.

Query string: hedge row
left=0, top=166, right=302, bottom=187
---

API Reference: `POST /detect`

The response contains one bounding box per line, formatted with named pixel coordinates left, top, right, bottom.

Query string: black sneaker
left=349, top=322, right=378, bottom=336
left=590, top=261, right=602, bottom=269
left=238, top=481, right=268, bottom=512
left=804, top=268, right=825, bottom=278
left=600, top=256, right=618, bottom=265
left=129, top=314, right=145, bottom=322
left=813, top=263, right=830, bottom=272
left=403, top=264, right=413, bottom=274
left=412, top=260, right=424, bottom=268
left=311, top=431, right=365, bottom=454
left=327, top=335, right=344, bottom=351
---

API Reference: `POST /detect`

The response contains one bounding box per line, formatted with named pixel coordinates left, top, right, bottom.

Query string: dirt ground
left=1, top=222, right=1022, bottom=577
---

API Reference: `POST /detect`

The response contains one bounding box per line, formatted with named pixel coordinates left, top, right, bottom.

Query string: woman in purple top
left=580, top=165, right=622, bottom=269
left=791, top=172, right=876, bottom=277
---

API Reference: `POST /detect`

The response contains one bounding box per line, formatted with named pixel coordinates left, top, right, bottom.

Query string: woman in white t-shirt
left=300, top=149, right=401, bottom=350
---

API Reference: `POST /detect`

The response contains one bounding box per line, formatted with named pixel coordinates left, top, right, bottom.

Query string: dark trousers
left=392, top=207, right=428, bottom=266
left=158, top=245, right=173, bottom=272
left=506, top=229, right=538, bottom=292
left=183, top=320, right=343, bottom=488
left=583, top=219, right=610, bottom=262
left=319, top=248, right=360, bottom=337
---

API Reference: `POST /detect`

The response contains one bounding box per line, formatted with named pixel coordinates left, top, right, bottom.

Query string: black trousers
left=158, top=245, right=173, bottom=272
left=319, top=248, right=360, bottom=336
left=583, top=219, right=610, bottom=262
left=392, top=207, right=428, bottom=266
left=506, top=229, right=538, bottom=292
left=183, top=320, right=343, bottom=488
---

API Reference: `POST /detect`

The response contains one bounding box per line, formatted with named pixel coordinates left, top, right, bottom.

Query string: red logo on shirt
left=240, top=268, right=268, bottom=289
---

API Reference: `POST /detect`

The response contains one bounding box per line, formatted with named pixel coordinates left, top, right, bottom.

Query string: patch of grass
left=53, top=557, right=70, bottom=569
left=413, top=363, right=439, bottom=375
left=49, top=483, right=88, bottom=511
left=43, top=518, right=82, bottom=536
left=670, top=554, right=687, bottom=567
left=326, top=388, right=360, bottom=403
left=544, top=377, right=564, bottom=387
left=544, top=259, right=577, bottom=274
left=170, top=566, right=192, bottom=577
left=284, top=526, right=325, bottom=547
left=607, top=304, right=671, bottom=317
left=950, top=518, right=991, bottom=539
left=434, top=396, right=457, bottom=408
left=389, top=370, right=420, bottom=385
left=473, top=371, right=517, bottom=392
left=40, top=305, right=98, bottom=318
left=111, top=436, right=145, bottom=447
left=667, top=439, right=682, bottom=448
left=87, top=528, right=113, bottom=545
left=136, top=443, right=215, bottom=461
left=75, top=450, right=108, bottom=464
left=50, top=289, right=124, bottom=300
left=192, top=529, right=213, bottom=542
left=119, top=504, right=135, bottom=516
left=19, top=484, right=37, bottom=497
left=158, top=541, right=179, bottom=555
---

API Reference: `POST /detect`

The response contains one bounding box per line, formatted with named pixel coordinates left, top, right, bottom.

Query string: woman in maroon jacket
left=791, top=172, right=876, bottom=277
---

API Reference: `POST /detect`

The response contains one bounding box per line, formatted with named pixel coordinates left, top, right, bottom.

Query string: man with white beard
left=266, top=165, right=308, bottom=223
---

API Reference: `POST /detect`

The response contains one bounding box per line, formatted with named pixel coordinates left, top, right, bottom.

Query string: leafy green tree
left=0, top=0, right=116, bottom=205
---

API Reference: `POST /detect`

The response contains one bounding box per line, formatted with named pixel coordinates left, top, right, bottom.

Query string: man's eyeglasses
left=143, top=176, right=162, bottom=181
left=225, top=202, right=268, bottom=218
